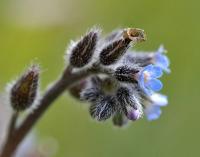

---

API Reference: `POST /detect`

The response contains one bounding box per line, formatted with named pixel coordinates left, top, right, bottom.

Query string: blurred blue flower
left=145, top=93, right=168, bottom=121
left=138, top=64, right=163, bottom=95
left=153, top=45, right=170, bottom=73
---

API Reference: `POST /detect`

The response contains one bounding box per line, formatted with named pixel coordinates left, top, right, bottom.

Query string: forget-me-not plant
left=0, top=27, right=170, bottom=157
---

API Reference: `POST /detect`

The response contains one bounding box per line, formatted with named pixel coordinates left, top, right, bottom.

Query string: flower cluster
left=67, top=27, right=170, bottom=126
left=0, top=26, right=171, bottom=157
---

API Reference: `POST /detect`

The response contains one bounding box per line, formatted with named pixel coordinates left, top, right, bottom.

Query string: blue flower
left=145, top=93, right=168, bottom=121
left=138, top=64, right=163, bottom=95
left=153, top=45, right=170, bottom=73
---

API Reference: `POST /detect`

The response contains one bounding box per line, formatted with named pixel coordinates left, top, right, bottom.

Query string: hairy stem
left=0, top=66, right=91, bottom=157
left=8, top=112, right=18, bottom=138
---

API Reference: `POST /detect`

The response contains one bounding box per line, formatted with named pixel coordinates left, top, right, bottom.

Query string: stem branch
left=0, top=66, right=91, bottom=157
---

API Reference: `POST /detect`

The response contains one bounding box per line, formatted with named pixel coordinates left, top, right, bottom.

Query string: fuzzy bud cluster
left=67, top=27, right=170, bottom=127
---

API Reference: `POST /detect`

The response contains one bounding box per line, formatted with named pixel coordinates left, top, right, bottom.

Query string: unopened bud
left=89, top=96, right=117, bottom=121
left=116, top=87, right=143, bottom=120
left=112, top=113, right=128, bottom=127
left=10, top=65, right=39, bottom=111
left=99, top=38, right=131, bottom=65
left=69, top=28, right=100, bottom=68
left=124, top=52, right=152, bottom=67
left=114, top=66, right=139, bottom=83
left=99, top=28, right=146, bottom=65
left=126, top=107, right=140, bottom=121
left=81, top=76, right=103, bottom=103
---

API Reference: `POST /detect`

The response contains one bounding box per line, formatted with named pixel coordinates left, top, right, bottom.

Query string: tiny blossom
left=144, top=93, right=168, bottom=121
left=152, top=45, right=170, bottom=73
left=137, top=64, right=163, bottom=95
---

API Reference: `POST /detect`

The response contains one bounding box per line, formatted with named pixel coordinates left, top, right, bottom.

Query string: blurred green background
left=0, top=0, right=199, bottom=157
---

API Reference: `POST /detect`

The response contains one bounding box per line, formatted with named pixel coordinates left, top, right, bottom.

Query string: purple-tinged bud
left=99, top=28, right=146, bottom=65
left=112, top=113, right=128, bottom=127
left=114, top=66, right=139, bottom=83
left=68, top=28, right=100, bottom=68
left=116, top=86, right=143, bottom=120
left=10, top=65, right=39, bottom=111
left=89, top=96, right=117, bottom=121
left=126, top=107, right=140, bottom=121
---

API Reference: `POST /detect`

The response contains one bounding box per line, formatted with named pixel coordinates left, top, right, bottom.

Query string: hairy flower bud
left=126, top=107, right=141, bottom=121
left=81, top=87, right=103, bottom=103
left=10, top=65, right=39, bottom=111
left=116, top=86, right=143, bottom=120
left=81, top=76, right=103, bottom=102
left=114, top=66, right=139, bottom=83
left=89, top=96, right=117, bottom=121
left=124, top=52, right=152, bottom=67
left=99, top=38, right=131, bottom=65
left=112, top=113, right=128, bottom=127
left=69, top=28, right=100, bottom=68
left=99, top=28, right=146, bottom=65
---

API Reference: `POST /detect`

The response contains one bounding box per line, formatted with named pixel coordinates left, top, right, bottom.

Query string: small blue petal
left=145, top=105, right=162, bottom=121
left=138, top=77, right=152, bottom=95
left=146, top=78, right=163, bottom=92
left=149, top=66, right=163, bottom=78
left=157, top=45, right=166, bottom=54
left=155, top=54, right=170, bottom=72
left=139, top=83, right=152, bottom=95
left=138, top=71, right=145, bottom=87
left=142, top=65, right=163, bottom=78
left=150, top=93, right=168, bottom=106
left=153, top=45, right=170, bottom=73
left=142, top=64, right=153, bottom=72
left=157, top=54, right=169, bottom=66
left=138, top=67, right=151, bottom=95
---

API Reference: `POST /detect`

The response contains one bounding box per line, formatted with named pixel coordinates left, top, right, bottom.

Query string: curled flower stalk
left=0, top=27, right=170, bottom=157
